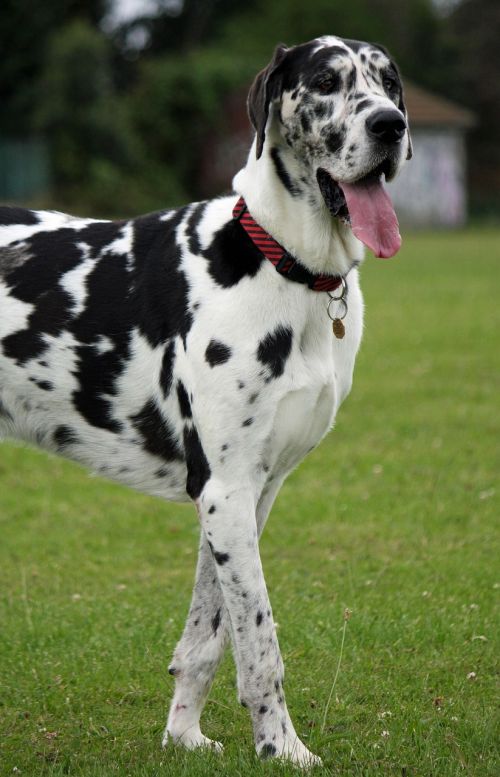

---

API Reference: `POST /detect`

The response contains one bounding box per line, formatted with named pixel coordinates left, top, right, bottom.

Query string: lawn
left=0, top=229, right=498, bottom=776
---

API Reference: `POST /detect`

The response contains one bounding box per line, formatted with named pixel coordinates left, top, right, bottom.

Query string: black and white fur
left=0, top=37, right=411, bottom=766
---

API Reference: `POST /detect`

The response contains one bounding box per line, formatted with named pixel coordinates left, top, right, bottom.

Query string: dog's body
left=0, top=36, right=410, bottom=765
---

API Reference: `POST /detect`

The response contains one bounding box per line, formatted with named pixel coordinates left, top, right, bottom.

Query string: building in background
left=388, top=82, right=476, bottom=227
left=200, top=82, right=476, bottom=228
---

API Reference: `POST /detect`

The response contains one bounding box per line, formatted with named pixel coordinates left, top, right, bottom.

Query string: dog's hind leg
left=163, top=531, right=228, bottom=751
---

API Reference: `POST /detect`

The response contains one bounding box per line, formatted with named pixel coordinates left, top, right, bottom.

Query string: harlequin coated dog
left=0, top=36, right=411, bottom=766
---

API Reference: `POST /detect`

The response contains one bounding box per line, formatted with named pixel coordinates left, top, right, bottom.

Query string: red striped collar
left=232, top=196, right=344, bottom=292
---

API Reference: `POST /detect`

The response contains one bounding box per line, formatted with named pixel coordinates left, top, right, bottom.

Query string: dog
left=0, top=36, right=411, bottom=766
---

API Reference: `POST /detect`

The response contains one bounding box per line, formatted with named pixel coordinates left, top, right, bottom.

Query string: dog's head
left=247, top=36, right=412, bottom=258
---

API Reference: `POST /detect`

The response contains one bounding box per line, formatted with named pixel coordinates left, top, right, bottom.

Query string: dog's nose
left=365, top=110, right=407, bottom=143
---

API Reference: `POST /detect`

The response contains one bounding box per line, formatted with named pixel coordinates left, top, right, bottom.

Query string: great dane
left=0, top=36, right=411, bottom=766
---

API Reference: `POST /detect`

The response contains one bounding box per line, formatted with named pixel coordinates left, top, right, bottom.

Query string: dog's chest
left=263, top=313, right=357, bottom=474
left=268, top=380, right=334, bottom=473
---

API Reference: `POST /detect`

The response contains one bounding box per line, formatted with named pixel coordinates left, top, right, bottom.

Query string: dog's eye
left=383, top=76, right=399, bottom=94
left=312, top=72, right=339, bottom=95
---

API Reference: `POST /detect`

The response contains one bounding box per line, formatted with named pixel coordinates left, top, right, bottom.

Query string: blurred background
left=0, top=0, right=498, bottom=224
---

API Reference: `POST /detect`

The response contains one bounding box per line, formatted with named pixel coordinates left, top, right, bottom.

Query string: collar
left=232, top=196, right=345, bottom=292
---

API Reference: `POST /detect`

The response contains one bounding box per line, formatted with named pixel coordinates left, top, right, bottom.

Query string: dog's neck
left=233, top=137, right=364, bottom=278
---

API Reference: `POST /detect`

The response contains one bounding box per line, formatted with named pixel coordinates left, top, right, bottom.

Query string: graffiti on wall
left=388, top=130, right=467, bottom=227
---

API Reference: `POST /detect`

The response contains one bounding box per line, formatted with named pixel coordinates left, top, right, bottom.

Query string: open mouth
left=316, top=159, right=401, bottom=258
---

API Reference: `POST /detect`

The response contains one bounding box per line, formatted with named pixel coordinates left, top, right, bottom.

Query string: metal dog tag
left=332, top=318, right=345, bottom=339
left=327, top=277, right=348, bottom=339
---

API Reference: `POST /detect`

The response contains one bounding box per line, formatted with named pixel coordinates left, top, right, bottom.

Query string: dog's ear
left=397, top=81, right=413, bottom=160
left=247, top=44, right=289, bottom=159
left=388, top=57, right=413, bottom=161
left=375, top=44, right=413, bottom=161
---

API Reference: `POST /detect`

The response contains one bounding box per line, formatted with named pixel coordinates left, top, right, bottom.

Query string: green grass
left=1, top=229, right=499, bottom=776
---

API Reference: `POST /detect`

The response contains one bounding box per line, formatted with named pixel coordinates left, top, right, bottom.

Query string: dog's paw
left=258, top=737, right=322, bottom=768
left=162, top=726, right=223, bottom=753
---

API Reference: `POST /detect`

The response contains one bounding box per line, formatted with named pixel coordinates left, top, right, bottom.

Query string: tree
left=0, top=0, right=109, bottom=134
left=36, top=20, right=176, bottom=216
left=446, top=0, right=500, bottom=212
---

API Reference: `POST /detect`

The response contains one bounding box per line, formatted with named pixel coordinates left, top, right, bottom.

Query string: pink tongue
left=340, top=177, right=401, bottom=258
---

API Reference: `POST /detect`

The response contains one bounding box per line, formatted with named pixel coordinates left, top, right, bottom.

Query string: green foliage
left=0, top=229, right=498, bottom=775
left=129, top=47, right=255, bottom=201
left=0, top=0, right=109, bottom=134
left=445, top=0, right=500, bottom=213
left=33, top=20, right=186, bottom=216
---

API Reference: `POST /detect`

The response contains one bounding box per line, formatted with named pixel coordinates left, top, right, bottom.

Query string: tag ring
left=327, top=276, right=347, bottom=302
left=327, top=296, right=348, bottom=321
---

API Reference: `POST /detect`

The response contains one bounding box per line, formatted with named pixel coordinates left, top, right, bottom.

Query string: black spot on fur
left=211, top=608, right=221, bottom=634
left=346, top=67, right=357, bottom=91
left=185, top=201, right=207, bottom=255
left=70, top=246, right=133, bottom=432
left=53, top=425, right=79, bottom=449
left=341, top=38, right=365, bottom=53
left=81, top=221, right=126, bottom=257
left=131, top=207, right=192, bottom=347
left=168, top=666, right=177, bottom=676
left=256, top=611, right=263, bottom=626
left=259, top=705, right=268, bottom=714
left=2, top=329, right=47, bottom=365
left=131, top=399, right=183, bottom=461
left=176, top=381, right=192, bottom=418
left=0, top=398, right=13, bottom=422
left=0, top=207, right=40, bottom=226
left=72, top=349, right=124, bottom=433
left=205, top=340, right=232, bottom=367
left=260, top=743, right=277, bottom=759
left=256, top=326, right=293, bottom=379
left=300, top=112, right=311, bottom=132
left=2, top=284, right=75, bottom=366
left=213, top=549, right=230, bottom=566
left=355, top=98, right=373, bottom=114
left=160, top=341, right=175, bottom=398
left=314, top=102, right=329, bottom=119
left=325, top=129, right=344, bottom=154
left=327, top=45, right=351, bottom=57
left=203, top=218, right=263, bottom=288
left=270, top=147, right=301, bottom=197
left=242, top=417, right=253, bottom=427
left=184, top=425, right=211, bottom=500
left=208, top=504, right=216, bottom=514
left=35, top=380, right=53, bottom=391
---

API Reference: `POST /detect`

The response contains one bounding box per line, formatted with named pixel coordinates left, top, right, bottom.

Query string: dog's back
left=0, top=205, right=197, bottom=500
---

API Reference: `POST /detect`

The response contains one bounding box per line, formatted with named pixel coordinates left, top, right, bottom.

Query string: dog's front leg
left=163, top=530, right=228, bottom=750
left=163, top=475, right=287, bottom=752
left=197, top=478, right=321, bottom=767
